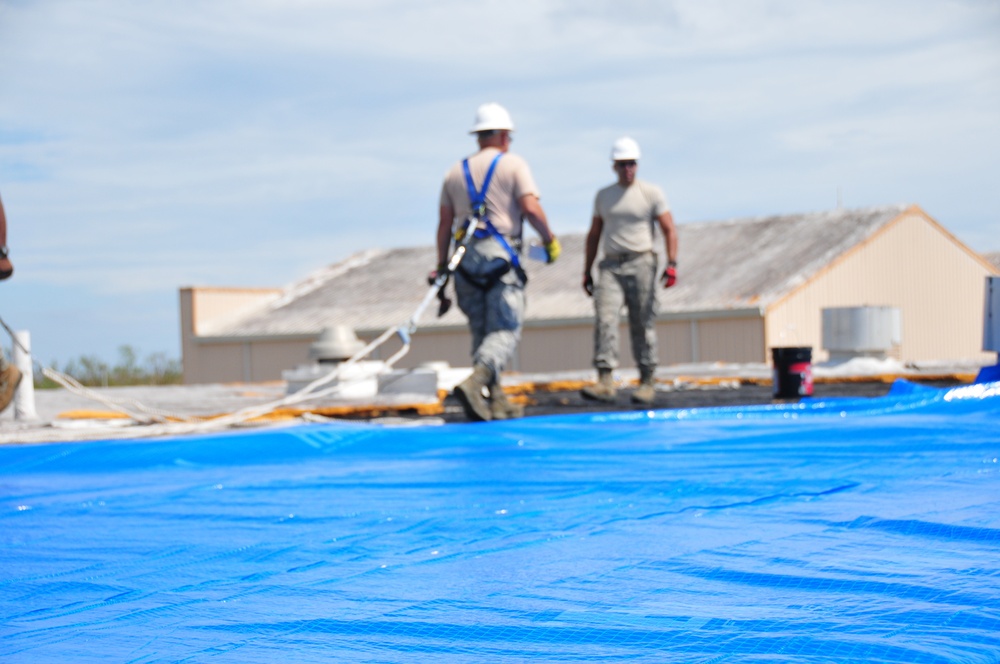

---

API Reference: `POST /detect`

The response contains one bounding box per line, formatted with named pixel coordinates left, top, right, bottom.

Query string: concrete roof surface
left=1, top=356, right=990, bottom=445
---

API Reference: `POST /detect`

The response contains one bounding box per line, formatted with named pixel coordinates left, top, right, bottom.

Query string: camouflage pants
left=593, top=250, right=658, bottom=374
left=454, top=237, right=525, bottom=377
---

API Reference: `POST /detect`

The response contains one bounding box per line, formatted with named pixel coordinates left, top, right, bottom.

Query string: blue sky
left=1, top=0, right=998, bottom=366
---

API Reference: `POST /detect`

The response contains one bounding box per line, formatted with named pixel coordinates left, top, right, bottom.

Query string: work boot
left=489, top=384, right=524, bottom=420
left=0, top=363, right=22, bottom=413
left=581, top=369, right=616, bottom=403
left=631, top=370, right=657, bottom=405
left=453, top=364, right=493, bottom=422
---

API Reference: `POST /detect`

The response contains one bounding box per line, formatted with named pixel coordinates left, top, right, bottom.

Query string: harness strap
left=461, top=153, right=523, bottom=272
left=462, top=153, right=503, bottom=218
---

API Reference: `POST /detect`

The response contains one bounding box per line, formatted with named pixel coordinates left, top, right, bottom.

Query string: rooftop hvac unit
left=822, top=306, right=901, bottom=361
left=985, top=276, right=1000, bottom=353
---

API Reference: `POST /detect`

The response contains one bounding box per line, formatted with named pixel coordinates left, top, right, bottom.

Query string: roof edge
left=913, top=205, right=999, bottom=274
left=763, top=204, right=915, bottom=312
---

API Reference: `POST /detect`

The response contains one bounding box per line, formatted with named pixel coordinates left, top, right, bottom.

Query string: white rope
left=0, top=297, right=435, bottom=445
left=40, top=368, right=196, bottom=424
left=0, top=226, right=480, bottom=445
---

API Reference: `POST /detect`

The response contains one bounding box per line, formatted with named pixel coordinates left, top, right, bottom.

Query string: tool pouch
left=457, top=236, right=525, bottom=289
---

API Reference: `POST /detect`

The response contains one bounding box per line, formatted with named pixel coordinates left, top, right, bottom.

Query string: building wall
left=183, top=338, right=315, bottom=384
left=182, top=207, right=992, bottom=383
left=696, top=317, right=767, bottom=363
left=403, top=315, right=765, bottom=375
left=404, top=315, right=765, bottom=375
left=518, top=324, right=594, bottom=372
left=766, top=209, right=995, bottom=364
left=180, top=287, right=284, bottom=384
left=183, top=314, right=767, bottom=384
left=186, top=287, right=282, bottom=335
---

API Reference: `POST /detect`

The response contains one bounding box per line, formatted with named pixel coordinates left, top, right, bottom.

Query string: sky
left=1, top=0, right=998, bottom=367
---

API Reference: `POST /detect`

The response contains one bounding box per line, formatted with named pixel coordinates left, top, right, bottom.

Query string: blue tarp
left=2, top=380, right=999, bottom=662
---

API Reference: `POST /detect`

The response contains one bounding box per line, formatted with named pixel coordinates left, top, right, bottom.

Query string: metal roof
left=207, top=204, right=913, bottom=338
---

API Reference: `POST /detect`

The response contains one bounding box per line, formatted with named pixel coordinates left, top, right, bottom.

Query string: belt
left=604, top=250, right=652, bottom=263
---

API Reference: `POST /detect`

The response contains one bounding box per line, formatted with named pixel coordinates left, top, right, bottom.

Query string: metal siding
left=768, top=212, right=993, bottom=363
left=249, top=340, right=314, bottom=382
left=179, top=289, right=200, bottom=384
left=186, top=343, right=247, bottom=385
left=699, top=318, right=766, bottom=363
left=520, top=324, right=597, bottom=372
left=182, top=288, right=282, bottom=383
left=658, top=320, right=694, bottom=365
left=404, top=331, right=474, bottom=368
left=187, top=315, right=764, bottom=382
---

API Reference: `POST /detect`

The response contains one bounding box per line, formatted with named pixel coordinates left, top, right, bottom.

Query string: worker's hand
left=0, top=257, right=11, bottom=281
left=544, top=237, right=561, bottom=264
left=661, top=263, right=677, bottom=288
left=427, top=262, right=449, bottom=286
left=583, top=273, right=594, bottom=297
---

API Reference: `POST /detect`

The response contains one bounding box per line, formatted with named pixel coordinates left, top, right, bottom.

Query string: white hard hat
left=611, top=136, right=641, bottom=161
left=469, top=102, right=515, bottom=133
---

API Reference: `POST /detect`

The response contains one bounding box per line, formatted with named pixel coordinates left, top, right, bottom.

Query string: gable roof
left=204, top=204, right=917, bottom=338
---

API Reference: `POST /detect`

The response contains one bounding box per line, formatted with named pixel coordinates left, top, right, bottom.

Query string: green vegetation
left=34, top=345, right=182, bottom=388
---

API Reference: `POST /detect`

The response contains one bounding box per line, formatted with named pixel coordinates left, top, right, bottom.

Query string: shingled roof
left=204, top=203, right=914, bottom=338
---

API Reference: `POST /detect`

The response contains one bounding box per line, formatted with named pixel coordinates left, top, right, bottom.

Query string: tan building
left=180, top=204, right=998, bottom=384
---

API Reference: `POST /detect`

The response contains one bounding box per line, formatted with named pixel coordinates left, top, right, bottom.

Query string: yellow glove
left=545, top=237, right=561, bottom=264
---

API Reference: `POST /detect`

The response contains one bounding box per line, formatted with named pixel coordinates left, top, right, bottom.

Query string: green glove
left=545, top=237, right=561, bottom=264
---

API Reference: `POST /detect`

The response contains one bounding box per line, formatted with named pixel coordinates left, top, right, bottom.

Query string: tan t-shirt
left=593, top=179, right=670, bottom=255
left=440, top=147, right=539, bottom=237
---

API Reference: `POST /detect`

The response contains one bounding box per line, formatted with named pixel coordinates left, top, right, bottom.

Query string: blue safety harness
left=461, top=153, right=523, bottom=274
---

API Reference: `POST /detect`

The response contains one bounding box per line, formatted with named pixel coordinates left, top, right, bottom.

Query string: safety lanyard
left=461, top=153, right=522, bottom=270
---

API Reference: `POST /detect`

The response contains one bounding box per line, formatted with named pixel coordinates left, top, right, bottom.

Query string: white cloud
left=1, top=0, right=998, bottom=360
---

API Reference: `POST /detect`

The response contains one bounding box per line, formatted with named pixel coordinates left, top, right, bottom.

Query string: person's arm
left=519, top=194, right=554, bottom=244
left=582, top=215, right=603, bottom=295
left=657, top=210, right=678, bottom=287
left=657, top=210, right=677, bottom=265
left=437, top=204, right=454, bottom=267
left=0, top=194, right=12, bottom=280
left=519, top=194, right=561, bottom=263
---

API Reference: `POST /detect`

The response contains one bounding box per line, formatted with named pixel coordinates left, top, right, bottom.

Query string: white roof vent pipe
left=309, top=325, right=366, bottom=364
left=822, top=306, right=901, bottom=362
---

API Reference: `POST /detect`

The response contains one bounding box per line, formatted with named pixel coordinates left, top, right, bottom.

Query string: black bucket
left=771, top=347, right=813, bottom=399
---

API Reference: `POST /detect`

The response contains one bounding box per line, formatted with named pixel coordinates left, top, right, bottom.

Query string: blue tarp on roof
left=2, top=380, right=999, bottom=662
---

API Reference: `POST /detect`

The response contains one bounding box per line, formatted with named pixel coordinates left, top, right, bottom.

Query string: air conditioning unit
left=822, top=306, right=901, bottom=361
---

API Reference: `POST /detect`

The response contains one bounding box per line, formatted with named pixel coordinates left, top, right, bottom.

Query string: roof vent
left=822, top=306, right=901, bottom=361
left=309, top=326, right=365, bottom=363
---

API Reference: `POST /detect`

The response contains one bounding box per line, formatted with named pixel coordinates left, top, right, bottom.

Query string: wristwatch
left=0, top=246, right=8, bottom=259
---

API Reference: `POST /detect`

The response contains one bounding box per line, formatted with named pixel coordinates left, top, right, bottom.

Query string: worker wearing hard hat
left=581, top=137, right=679, bottom=405
left=0, top=192, right=20, bottom=414
left=436, top=102, right=560, bottom=421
